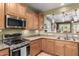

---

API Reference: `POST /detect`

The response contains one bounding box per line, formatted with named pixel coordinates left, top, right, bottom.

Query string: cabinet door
left=30, top=40, right=41, bottom=56
left=65, top=44, right=78, bottom=56
left=17, top=4, right=26, bottom=18
left=33, top=14, right=39, bottom=29
left=55, top=41, right=65, bottom=56
left=38, top=13, right=44, bottom=30
left=0, top=3, right=5, bottom=29
left=46, top=39, right=55, bottom=54
left=41, top=39, right=47, bottom=52
left=27, top=12, right=34, bottom=29
left=6, top=3, right=17, bottom=16
left=0, top=48, right=9, bottom=56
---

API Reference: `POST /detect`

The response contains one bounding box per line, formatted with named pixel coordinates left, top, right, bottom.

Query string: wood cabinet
left=26, top=12, right=39, bottom=30
left=33, top=13, right=39, bottom=29
left=30, top=38, right=79, bottom=56
left=0, top=3, right=5, bottom=29
left=46, top=39, right=55, bottom=54
left=6, top=3, right=17, bottom=16
left=42, top=39, right=55, bottom=54
left=0, top=48, right=9, bottom=56
left=55, top=40, right=65, bottom=56
left=6, top=3, right=27, bottom=18
left=17, top=4, right=26, bottom=18
left=38, top=13, right=44, bottom=30
left=41, top=39, right=47, bottom=52
left=65, top=42, right=78, bottom=56
left=27, top=12, right=34, bottom=29
left=30, top=39, right=41, bottom=56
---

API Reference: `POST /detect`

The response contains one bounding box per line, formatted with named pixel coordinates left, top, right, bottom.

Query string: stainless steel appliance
left=3, top=33, right=30, bottom=56
left=5, top=15, right=26, bottom=28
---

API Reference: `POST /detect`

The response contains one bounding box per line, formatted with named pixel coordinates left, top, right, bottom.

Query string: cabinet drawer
left=65, top=42, right=78, bottom=46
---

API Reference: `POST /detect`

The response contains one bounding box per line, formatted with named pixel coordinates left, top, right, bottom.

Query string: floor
left=37, top=52, right=52, bottom=56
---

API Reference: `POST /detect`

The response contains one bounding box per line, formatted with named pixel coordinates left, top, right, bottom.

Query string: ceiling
left=27, top=3, right=69, bottom=11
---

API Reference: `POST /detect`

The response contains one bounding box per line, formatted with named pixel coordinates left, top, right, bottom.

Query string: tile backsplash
left=0, top=29, right=39, bottom=40
left=22, top=30, right=39, bottom=37
left=0, top=29, right=22, bottom=40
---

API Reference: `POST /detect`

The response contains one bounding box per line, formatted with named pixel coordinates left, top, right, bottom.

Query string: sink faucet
left=72, top=35, right=75, bottom=41
left=65, top=33, right=69, bottom=40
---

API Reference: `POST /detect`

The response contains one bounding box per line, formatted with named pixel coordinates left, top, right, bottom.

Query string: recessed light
left=60, top=3, right=65, bottom=6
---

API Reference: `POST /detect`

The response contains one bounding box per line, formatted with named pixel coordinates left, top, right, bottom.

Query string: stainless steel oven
left=3, top=33, right=30, bottom=56
left=11, top=44, right=30, bottom=56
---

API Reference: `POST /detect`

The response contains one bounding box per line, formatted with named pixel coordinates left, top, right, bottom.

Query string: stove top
left=3, top=38, right=29, bottom=46
left=3, top=33, right=30, bottom=50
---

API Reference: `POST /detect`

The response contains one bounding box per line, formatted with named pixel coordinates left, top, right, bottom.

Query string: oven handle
left=11, top=44, right=29, bottom=52
left=12, top=48, right=21, bottom=52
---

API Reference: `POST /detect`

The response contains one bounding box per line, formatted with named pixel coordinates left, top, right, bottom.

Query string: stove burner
left=12, top=39, right=25, bottom=44
left=3, top=33, right=30, bottom=50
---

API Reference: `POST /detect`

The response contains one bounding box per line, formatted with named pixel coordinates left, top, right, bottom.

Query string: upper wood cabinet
left=6, top=3, right=27, bottom=18
left=33, top=13, right=39, bottom=29
left=6, top=3, right=17, bottom=16
left=0, top=3, right=5, bottom=29
left=17, top=4, right=27, bottom=18
left=27, top=12, right=34, bottom=29
left=26, top=11, right=39, bottom=30
left=38, top=13, right=44, bottom=30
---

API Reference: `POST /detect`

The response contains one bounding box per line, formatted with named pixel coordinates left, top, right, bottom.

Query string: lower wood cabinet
left=41, top=39, right=47, bottom=52
left=46, top=39, right=55, bottom=54
left=0, top=48, right=10, bottom=56
left=65, top=42, right=78, bottom=56
left=30, top=39, right=41, bottom=56
left=42, top=39, right=55, bottom=55
left=30, top=38, right=79, bottom=56
left=55, top=41, right=65, bottom=56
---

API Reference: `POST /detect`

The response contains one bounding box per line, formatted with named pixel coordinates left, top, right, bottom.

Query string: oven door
left=21, top=44, right=30, bottom=56
left=11, top=45, right=30, bottom=56
left=12, top=48, right=21, bottom=56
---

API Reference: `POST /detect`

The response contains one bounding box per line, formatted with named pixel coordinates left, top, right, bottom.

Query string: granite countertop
left=0, top=43, right=9, bottom=50
left=23, top=35, right=79, bottom=43
left=0, top=40, right=9, bottom=50
left=24, top=35, right=58, bottom=41
left=1, top=35, right=79, bottom=50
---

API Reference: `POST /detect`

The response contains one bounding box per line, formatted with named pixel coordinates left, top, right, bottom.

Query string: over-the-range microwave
left=5, top=15, right=26, bottom=28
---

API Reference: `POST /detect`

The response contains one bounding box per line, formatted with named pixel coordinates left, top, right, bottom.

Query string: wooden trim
left=41, top=50, right=58, bottom=56
left=8, top=48, right=10, bottom=56
left=35, top=51, right=42, bottom=56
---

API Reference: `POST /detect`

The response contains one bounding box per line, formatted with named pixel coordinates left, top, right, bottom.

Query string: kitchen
left=0, top=3, right=79, bottom=56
